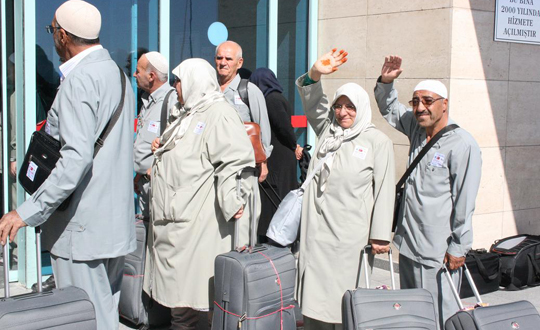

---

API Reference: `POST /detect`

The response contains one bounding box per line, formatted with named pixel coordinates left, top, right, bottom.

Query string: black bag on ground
left=490, top=234, right=540, bottom=290
left=212, top=168, right=297, bottom=330
left=459, top=249, right=500, bottom=298
left=119, top=219, right=171, bottom=329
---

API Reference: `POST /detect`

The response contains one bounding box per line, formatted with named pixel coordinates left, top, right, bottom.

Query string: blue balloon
left=208, top=22, right=228, bottom=46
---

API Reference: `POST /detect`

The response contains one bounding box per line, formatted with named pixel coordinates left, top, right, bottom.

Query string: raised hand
left=380, top=55, right=403, bottom=84
left=309, top=48, right=348, bottom=82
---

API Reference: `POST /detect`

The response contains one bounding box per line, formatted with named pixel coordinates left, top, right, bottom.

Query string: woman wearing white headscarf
left=143, top=58, right=255, bottom=329
left=296, top=49, right=395, bottom=329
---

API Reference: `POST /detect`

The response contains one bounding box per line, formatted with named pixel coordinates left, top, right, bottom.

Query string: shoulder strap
left=300, top=152, right=334, bottom=191
left=160, top=89, right=175, bottom=136
left=396, top=124, right=459, bottom=189
left=93, top=66, right=127, bottom=157
left=238, top=78, right=251, bottom=120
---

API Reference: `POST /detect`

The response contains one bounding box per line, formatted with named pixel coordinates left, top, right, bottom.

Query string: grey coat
left=296, top=76, right=395, bottom=323
left=144, top=100, right=255, bottom=309
left=17, top=49, right=136, bottom=261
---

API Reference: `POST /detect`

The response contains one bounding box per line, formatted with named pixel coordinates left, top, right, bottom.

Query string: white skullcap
left=414, top=80, right=448, bottom=99
left=144, top=52, right=168, bottom=75
left=56, top=0, right=101, bottom=39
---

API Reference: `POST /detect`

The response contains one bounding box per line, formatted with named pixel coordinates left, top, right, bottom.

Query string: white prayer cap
left=144, top=52, right=168, bottom=75
left=414, top=80, right=448, bottom=99
left=56, top=0, right=101, bottom=39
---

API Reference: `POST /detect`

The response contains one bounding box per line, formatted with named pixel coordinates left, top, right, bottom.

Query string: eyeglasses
left=332, top=103, right=356, bottom=113
left=408, top=97, right=444, bottom=108
left=45, top=25, right=61, bottom=34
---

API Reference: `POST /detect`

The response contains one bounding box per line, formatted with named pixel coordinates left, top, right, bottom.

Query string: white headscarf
left=155, top=58, right=226, bottom=159
left=316, top=83, right=374, bottom=191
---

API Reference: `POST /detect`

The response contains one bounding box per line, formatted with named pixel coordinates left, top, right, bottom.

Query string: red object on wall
left=291, top=115, right=307, bottom=128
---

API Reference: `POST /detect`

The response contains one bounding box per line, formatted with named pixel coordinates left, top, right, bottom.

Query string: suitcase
left=212, top=167, right=297, bottom=330
left=444, top=263, right=540, bottom=330
left=490, top=234, right=540, bottom=290
left=342, top=245, right=438, bottom=330
left=0, top=227, right=96, bottom=329
left=459, top=249, right=500, bottom=298
left=119, top=219, right=171, bottom=329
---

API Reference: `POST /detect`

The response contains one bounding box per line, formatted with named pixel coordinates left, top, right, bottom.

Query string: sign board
left=495, top=0, right=540, bottom=45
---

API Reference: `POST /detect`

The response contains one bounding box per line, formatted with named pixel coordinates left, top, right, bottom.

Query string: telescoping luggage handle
left=360, top=244, right=396, bottom=290
left=235, top=167, right=259, bottom=251
left=442, top=263, right=484, bottom=310
left=3, top=227, right=44, bottom=298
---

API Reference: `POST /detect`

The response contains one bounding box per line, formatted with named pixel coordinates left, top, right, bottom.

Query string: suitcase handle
left=442, top=263, right=483, bottom=310
left=3, top=242, right=9, bottom=298
left=235, top=167, right=259, bottom=251
left=360, top=245, right=396, bottom=290
left=3, top=227, right=44, bottom=298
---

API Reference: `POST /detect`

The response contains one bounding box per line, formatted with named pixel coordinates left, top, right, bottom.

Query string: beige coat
left=143, top=100, right=255, bottom=309
left=296, top=76, right=395, bottom=323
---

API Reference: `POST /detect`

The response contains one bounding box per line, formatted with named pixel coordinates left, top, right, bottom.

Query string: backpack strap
left=238, top=78, right=253, bottom=121
left=160, top=89, right=175, bottom=136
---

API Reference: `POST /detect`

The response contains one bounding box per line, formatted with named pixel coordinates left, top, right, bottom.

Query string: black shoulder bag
left=392, top=124, right=459, bottom=231
left=18, top=66, right=127, bottom=210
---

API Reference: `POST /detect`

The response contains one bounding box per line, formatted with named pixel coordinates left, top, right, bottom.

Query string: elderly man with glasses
left=0, top=1, right=136, bottom=329
left=374, top=55, right=482, bottom=329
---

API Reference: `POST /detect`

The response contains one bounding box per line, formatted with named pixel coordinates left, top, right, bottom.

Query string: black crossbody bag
left=18, top=66, right=127, bottom=210
left=392, top=124, right=459, bottom=231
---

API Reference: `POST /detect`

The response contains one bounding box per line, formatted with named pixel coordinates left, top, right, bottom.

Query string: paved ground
left=3, top=252, right=539, bottom=330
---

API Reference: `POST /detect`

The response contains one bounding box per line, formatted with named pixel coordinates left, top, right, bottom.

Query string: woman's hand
left=369, top=239, right=390, bottom=254
left=295, top=145, right=304, bottom=160
left=233, top=205, right=244, bottom=219
left=308, top=48, right=348, bottom=82
left=151, top=137, right=161, bottom=153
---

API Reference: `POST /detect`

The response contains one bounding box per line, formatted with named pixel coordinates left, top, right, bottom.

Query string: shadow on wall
left=466, top=1, right=540, bottom=237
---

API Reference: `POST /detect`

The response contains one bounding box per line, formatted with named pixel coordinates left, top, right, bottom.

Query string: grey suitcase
left=444, top=264, right=540, bottom=330
left=119, top=219, right=171, bottom=329
left=342, top=245, right=438, bottom=330
left=0, top=227, right=96, bottom=329
left=212, top=167, right=297, bottom=330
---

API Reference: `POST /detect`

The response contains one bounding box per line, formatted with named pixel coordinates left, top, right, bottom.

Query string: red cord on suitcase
left=213, top=251, right=295, bottom=330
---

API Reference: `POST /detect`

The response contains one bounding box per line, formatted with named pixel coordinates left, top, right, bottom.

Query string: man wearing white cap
left=375, top=55, right=482, bottom=329
left=133, top=51, right=177, bottom=220
left=0, top=1, right=136, bottom=329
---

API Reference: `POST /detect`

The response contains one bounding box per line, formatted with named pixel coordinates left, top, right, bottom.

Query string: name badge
left=234, top=95, right=245, bottom=105
left=27, top=161, right=38, bottom=182
left=431, top=152, right=445, bottom=167
left=352, top=145, right=368, bottom=160
left=194, top=121, right=206, bottom=135
left=147, top=121, right=159, bottom=134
